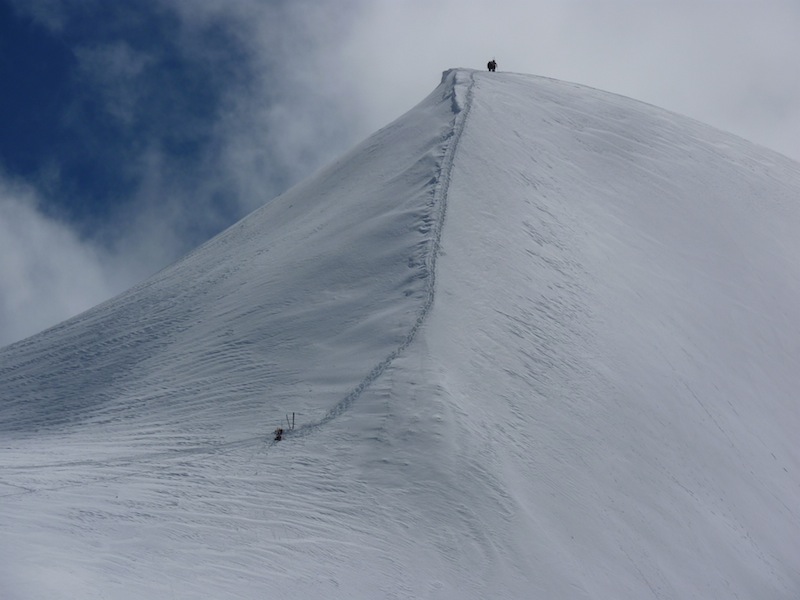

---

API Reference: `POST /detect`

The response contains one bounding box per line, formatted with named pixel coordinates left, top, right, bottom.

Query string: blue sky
left=1, top=0, right=799, bottom=346
left=1, top=2, right=239, bottom=225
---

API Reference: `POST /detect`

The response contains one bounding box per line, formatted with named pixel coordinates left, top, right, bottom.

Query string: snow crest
left=304, top=70, right=476, bottom=435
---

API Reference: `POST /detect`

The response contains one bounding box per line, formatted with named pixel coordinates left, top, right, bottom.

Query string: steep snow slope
left=417, top=73, right=800, bottom=598
left=1, top=69, right=799, bottom=599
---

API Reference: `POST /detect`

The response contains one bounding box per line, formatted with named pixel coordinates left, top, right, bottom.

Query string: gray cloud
left=341, top=0, right=800, bottom=161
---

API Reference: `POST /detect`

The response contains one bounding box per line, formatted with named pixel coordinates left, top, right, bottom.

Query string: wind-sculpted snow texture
left=1, top=70, right=800, bottom=599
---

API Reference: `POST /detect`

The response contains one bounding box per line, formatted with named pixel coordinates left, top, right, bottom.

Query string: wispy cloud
left=73, top=41, right=153, bottom=126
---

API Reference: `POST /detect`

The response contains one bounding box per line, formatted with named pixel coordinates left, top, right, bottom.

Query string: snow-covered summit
left=1, top=69, right=799, bottom=599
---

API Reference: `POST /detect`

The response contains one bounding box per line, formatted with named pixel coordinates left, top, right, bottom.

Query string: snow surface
left=1, top=69, right=799, bottom=599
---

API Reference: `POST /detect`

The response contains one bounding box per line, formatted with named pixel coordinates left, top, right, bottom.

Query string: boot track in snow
left=288, top=70, right=477, bottom=440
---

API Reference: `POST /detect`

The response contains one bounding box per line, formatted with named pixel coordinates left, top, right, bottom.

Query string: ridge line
left=291, top=70, right=477, bottom=438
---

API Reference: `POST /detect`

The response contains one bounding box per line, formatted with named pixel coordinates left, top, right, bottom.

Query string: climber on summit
left=487, top=59, right=497, bottom=72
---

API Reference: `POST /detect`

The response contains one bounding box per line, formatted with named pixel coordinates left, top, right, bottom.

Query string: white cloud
left=0, top=178, right=118, bottom=347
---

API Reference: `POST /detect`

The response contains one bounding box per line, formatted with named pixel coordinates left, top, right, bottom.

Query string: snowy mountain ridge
left=1, top=69, right=799, bottom=599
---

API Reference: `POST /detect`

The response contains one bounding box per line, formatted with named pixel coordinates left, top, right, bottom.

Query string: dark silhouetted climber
left=487, top=59, right=497, bottom=72
left=274, top=427, right=284, bottom=441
